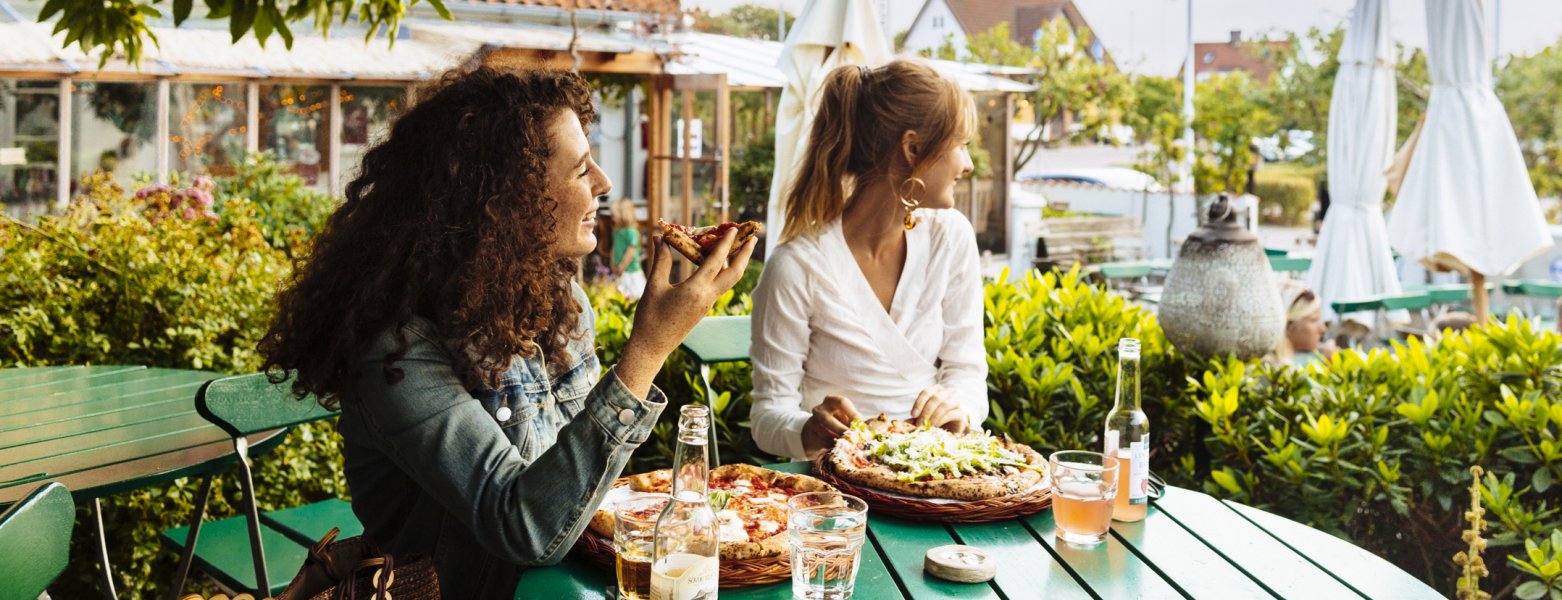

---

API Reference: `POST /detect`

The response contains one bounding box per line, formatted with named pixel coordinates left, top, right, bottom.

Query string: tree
left=39, top=0, right=457, bottom=66
left=954, top=21, right=1132, bottom=174
left=1496, top=41, right=1562, bottom=200
left=1193, top=72, right=1273, bottom=195
left=691, top=4, right=794, bottom=41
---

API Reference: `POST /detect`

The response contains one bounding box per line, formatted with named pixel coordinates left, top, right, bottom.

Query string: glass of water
left=788, top=491, right=869, bottom=600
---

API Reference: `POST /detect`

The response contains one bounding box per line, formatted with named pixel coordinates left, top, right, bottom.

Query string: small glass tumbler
left=788, top=492, right=869, bottom=600
left=613, top=494, right=669, bottom=600
left=1049, top=450, right=1121, bottom=545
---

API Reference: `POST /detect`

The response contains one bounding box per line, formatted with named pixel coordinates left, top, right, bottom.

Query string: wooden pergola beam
left=478, top=47, right=666, bottom=76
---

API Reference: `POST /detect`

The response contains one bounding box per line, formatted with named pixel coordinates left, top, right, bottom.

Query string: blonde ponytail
left=780, top=59, right=975, bottom=244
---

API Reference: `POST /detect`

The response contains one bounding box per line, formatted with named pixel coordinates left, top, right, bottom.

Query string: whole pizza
left=587, top=464, right=835, bottom=561
left=828, top=416, right=1047, bottom=501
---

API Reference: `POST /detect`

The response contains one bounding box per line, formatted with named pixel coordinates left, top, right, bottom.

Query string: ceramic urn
left=1158, top=195, right=1285, bottom=360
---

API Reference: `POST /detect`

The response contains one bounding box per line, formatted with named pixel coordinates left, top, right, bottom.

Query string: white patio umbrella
left=766, top=0, right=892, bottom=243
left=1386, top=0, right=1552, bottom=323
left=1307, top=0, right=1403, bottom=325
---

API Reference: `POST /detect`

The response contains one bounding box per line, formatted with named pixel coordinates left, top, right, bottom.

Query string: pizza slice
left=657, top=219, right=762, bottom=264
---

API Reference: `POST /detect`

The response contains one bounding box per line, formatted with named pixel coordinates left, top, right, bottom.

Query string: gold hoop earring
left=897, top=177, right=925, bottom=230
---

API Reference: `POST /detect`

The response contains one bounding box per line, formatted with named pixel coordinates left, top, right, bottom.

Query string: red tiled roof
left=1190, top=39, right=1291, bottom=83
left=938, top=1, right=1112, bottom=67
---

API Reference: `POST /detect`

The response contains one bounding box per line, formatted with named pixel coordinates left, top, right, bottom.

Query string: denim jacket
left=337, top=284, right=665, bottom=598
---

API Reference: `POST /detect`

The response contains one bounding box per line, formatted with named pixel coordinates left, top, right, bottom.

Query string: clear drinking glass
left=1049, top=450, right=1121, bottom=545
left=788, top=492, right=869, bottom=600
left=614, top=494, right=669, bottom=600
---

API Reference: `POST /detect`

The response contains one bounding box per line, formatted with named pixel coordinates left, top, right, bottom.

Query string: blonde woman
left=1273, top=280, right=1338, bottom=366
left=749, top=60, right=986, bottom=460
left=610, top=198, right=646, bottom=300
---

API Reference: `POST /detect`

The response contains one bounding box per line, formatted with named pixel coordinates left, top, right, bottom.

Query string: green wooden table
left=515, top=462, right=1442, bottom=599
left=0, top=365, right=287, bottom=597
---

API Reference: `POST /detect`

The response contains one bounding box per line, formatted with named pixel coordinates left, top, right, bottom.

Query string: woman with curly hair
left=258, top=66, right=753, bottom=597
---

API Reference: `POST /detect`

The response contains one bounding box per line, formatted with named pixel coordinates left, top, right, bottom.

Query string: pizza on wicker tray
left=587, top=464, right=835, bottom=561
left=828, top=415, right=1047, bottom=501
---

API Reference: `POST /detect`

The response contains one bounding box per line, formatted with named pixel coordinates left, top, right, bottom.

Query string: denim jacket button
left=617, top=408, right=636, bottom=426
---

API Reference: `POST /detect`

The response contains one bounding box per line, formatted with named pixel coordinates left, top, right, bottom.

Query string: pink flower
left=193, top=176, right=215, bottom=191
left=182, top=206, right=198, bottom=220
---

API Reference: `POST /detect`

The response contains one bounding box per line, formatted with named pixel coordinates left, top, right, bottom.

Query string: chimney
left=1229, top=30, right=1242, bottom=44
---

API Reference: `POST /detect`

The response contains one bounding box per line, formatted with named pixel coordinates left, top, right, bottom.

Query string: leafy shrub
left=980, top=267, right=1561, bottom=597
left=1254, top=162, right=1319, bottom=226
left=588, top=259, right=772, bottom=473
left=1, top=170, right=344, bottom=599
left=211, top=152, right=338, bottom=257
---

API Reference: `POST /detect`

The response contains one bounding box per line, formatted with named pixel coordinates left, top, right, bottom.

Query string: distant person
left=610, top=198, right=646, bottom=300
left=1270, top=280, right=1338, bottom=366
left=1431, top=311, right=1478, bottom=338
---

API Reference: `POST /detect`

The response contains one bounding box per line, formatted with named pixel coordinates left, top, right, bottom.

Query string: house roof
left=1190, top=36, right=1291, bottom=83
left=667, top=32, right=1036, bottom=94
left=0, top=21, right=462, bottom=81
left=918, top=1, right=1113, bottom=68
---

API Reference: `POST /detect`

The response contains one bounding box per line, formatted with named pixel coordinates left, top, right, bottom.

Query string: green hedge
left=1253, top=163, right=1319, bottom=226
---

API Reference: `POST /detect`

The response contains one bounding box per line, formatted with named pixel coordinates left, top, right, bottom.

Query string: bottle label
left=650, top=553, right=719, bottom=600
left=1128, top=435, right=1149, bottom=505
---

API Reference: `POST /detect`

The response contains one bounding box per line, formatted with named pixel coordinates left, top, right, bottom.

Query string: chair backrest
left=0, top=482, right=74, bottom=599
left=679, top=316, right=753, bottom=364
left=195, top=373, right=338, bottom=438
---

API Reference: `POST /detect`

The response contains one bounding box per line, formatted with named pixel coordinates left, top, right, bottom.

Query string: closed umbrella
left=767, top=0, right=891, bottom=243
left=1308, top=0, right=1402, bottom=325
left=1387, top=0, right=1552, bottom=323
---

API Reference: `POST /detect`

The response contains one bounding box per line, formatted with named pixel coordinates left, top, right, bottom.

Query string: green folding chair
left=164, top=373, right=341, bottom=598
left=679, top=316, right=752, bottom=468
left=0, top=482, right=74, bottom=600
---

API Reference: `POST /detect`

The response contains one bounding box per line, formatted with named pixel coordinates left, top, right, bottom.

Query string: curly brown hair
left=259, top=65, right=597, bottom=405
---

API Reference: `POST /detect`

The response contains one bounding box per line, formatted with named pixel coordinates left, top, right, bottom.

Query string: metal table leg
left=93, top=498, right=119, bottom=599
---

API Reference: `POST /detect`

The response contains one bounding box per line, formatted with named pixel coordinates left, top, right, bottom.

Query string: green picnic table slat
left=1153, top=488, right=1362, bottom=599
left=0, top=430, right=283, bottom=504
left=1223, top=501, right=1443, bottom=599
left=1, top=412, right=213, bottom=464
left=1, top=370, right=210, bottom=414
left=0, top=423, right=232, bottom=483
left=679, top=316, right=753, bottom=364
left=2, top=366, right=170, bottom=400
left=0, top=373, right=211, bottom=431
left=869, top=517, right=996, bottom=599
left=0, top=398, right=203, bottom=449
left=1109, top=505, right=1275, bottom=599
left=1331, top=298, right=1382, bottom=314
left=948, top=519, right=1093, bottom=600
left=1016, top=510, right=1183, bottom=599
left=0, top=365, right=88, bottom=386
left=1268, top=257, right=1311, bottom=273
left=1520, top=280, right=1562, bottom=299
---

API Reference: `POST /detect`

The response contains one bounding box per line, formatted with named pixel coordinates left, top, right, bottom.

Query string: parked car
left=1254, top=130, right=1316, bottom=162
left=1019, top=167, right=1166, bottom=193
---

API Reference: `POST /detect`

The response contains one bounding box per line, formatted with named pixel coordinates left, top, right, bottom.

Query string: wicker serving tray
left=571, top=530, right=791, bottom=589
left=810, top=454, right=1052, bottom=523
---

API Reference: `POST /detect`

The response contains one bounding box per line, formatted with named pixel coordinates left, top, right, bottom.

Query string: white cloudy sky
left=684, top=0, right=1562, bottom=76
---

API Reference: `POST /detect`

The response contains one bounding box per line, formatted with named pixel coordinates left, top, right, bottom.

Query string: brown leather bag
left=275, top=528, right=440, bottom=600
